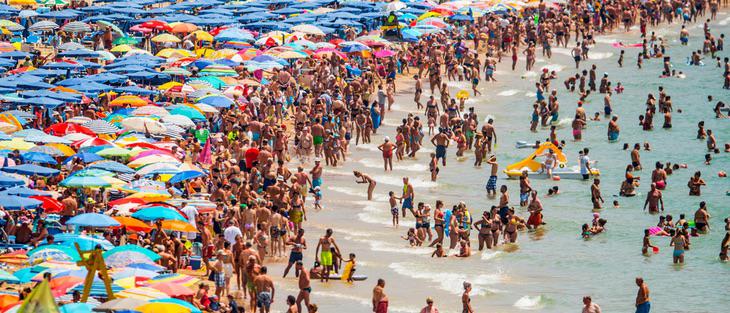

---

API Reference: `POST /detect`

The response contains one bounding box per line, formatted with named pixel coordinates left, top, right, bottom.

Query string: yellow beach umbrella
left=157, top=81, right=182, bottom=90
left=110, top=95, right=148, bottom=107
left=277, top=50, right=307, bottom=59
left=418, top=11, right=443, bottom=21
left=126, top=192, right=171, bottom=202
left=110, top=44, right=133, bottom=53
left=0, top=138, right=35, bottom=150
left=46, top=143, right=75, bottom=156
left=151, top=33, right=181, bottom=43
left=155, top=48, right=194, bottom=58
left=189, top=30, right=213, bottom=42
left=209, top=48, right=237, bottom=59
left=194, top=47, right=215, bottom=58
left=8, top=0, right=36, bottom=6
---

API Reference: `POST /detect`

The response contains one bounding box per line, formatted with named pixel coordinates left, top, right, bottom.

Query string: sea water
left=267, top=16, right=730, bottom=313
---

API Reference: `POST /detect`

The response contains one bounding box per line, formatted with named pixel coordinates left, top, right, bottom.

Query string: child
left=591, top=112, right=601, bottom=121
left=613, top=200, right=620, bottom=208
left=643, top=142, right=652, bottom=151
left=388, top=191, right=399, bottom=227
left=705, top=153, right=712, bottom=165
left=312, top=186, right=323, bottom=210
left=343, top=253, right=357, bottom=283
left=615, top=82, right=624, bottom=93
left=642, top=229, right=657, bottom=255
left=402, top=228, right=422, bottom=246
left=429, top=153, right=439, bottom=181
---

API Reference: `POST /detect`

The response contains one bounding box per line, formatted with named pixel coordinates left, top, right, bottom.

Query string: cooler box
left=190, top=256, right=202, bottom=270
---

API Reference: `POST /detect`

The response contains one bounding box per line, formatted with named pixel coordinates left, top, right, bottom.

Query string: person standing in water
left=607, top=115, right=620, bottom=142
left=591, top=179, right=604, bottom=209
left=431, top=129, right=450, bottom=166
left=378, top=137, right=396, bottom=171
left=643, top=183, right=664, bottom=214
left=314, top=229, right=340, bottom=283
left=635, top=277, right=651, bottom=313
left=353, top=171, right=376, bottom=200
left=372, top=279, right=388, bottom=313
left=401, top=177, right=415, bottom=218
left=462, top=281, right=474, bottom=313
left=485, top=156, right=498, bottom=196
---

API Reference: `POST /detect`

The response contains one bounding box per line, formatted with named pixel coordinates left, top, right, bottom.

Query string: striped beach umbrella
left=199, top=64, right=237, bottom=77
left=29, top=21, right=59, bottom=32
left=61, top=22, right=91, bottom=33
left=82, top=120, right=120, bottom=135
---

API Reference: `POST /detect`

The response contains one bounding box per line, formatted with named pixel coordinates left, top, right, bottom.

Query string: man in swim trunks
left=254, top=266, right=275, bottom=313
left=372, top=279, right=388, bottom=313
left=295, top=261, right=311, bottom=313
left=401, top=177, right=415, bottom=218
left=311, top=118, right=325, bottom=158
left=315, top=228, right=340, bottom=282
left=310, top=159, right=322, bottom=190
left=431, top=128, right=450, bottom=166
left=607, top=115, right=620, bottom=142
left=635, top=277, right=651, bottom=313
left=485, top=156, right=498, bottom=196
left=283, top=228, right=306, bottom=278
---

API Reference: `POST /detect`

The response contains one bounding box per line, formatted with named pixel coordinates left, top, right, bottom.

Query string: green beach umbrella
left=97, top=147, right=132, bottom=158
left=169, top=106, right=205, bottom=120
left=113, top=36, right=140, bottom=45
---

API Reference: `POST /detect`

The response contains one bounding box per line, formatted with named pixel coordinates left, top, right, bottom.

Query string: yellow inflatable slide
left=504, top=142, right=567, bottom=177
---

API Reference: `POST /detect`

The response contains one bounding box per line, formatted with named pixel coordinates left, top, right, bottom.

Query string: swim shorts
left=402, top=197, right=413, bottom=209
left=320, top=251, right=333, bottom=266
left=636, top=301, right=651, bottom=313
left=436, top=145, right=446, bottom=158
left=486, top=175, right=497, bottom=191
left=289, top=251, right=303, bottom=264
left=257, top=291, right=272, bottom=309
left=313, top=135, right=323, bottom=145
left=312, top=177, right=322, bottom=188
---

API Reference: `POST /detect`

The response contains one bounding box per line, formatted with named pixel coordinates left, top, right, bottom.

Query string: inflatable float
left=611, top=42, right=643, bottom=48
left=503, top=142, right=600, bottom=179
left=515, top=141, right=540, bottom=149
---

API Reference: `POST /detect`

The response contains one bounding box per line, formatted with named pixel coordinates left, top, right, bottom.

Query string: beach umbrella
left=199, top=64, right=237, bottom=77
left=113, top=36, right=139, bottom=45
left=291, top=24, right=325, bottom=36
left=168, top=106, right=205, bottom=120
left=114, top=287, right=168, bottom=301
left=60, top=176, right=124, bottom=188
left=0, top=173, right=25, bottom=188
left=110, top=95, right=148, bottom=107
left=103, top=245, right=160, bottom=265
left=29, top=20, right=59, bottom=32
left=150, top=299, right=201, bottom=313
left=160, top=220, right=198, bottom=233
left=111, top=217, right=152, bottom=232
left=65, top=152, right=104, bottom=163
left=121, top=117, right=167, bottom=134
left=2, top=164, right=59, bottom=177
left=277, top=50, right=308, bottom=59
left=29, top=196, right=64, bottom=213
left=57, top=42, right=85, bottom=51
left=28, top=245, right=81, bottom=263
left=161, top=67, right=192, bottom=76
left=169, top=22, right=197, bottom=34
left=131, top=207, right=185, bottom=221
left=0, top=138, right=35, bottom=151
left=45, top=123, right=95, bottom=136
left=51, top=234, right=114, bottom=251
left=132, top=105, right=168, bottom=116
left=196, top=94, right=234, bottom=108
left=135, top=301, right=191, bottom=313
left=0, top=186, right=49, bottom=197
left=151, top=33, right=181, bottom=43
left=0, top=20, right=22, bottom=31
left=168, top=170, right=205, bottom=184
left=88, top=160, right=134, bottom=173
left=0, top=195, right=42, bottom=210
left=60, top=303, right=94, bottom=313
left=96, top=147, right=131, bottom=158
left=147, top=282, right=194, bottom=298
left=93, top=298, right=147, bottom=311
left=81, top=120, right=120, bottom=135
left=28, top=145, right=66, bottom=157
left=69, top=281, right=123, bottom=297
left=72, top=137, right=115, bottom=149
left=20, top=152, right=57, bottom=165
left=373, top=49, right=396, bottom=58
left=62, top=21, right=92, bottom=33
left=110, top=44, right=134, bottom=53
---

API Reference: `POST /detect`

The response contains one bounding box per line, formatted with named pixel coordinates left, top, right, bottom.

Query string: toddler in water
left=402, top=228, right=422, bottom=246
left=343, top=253, right=356, bottom=283
left=614, top=82, right=624, bottom=94
left=312, top=186, right=322, bottom=211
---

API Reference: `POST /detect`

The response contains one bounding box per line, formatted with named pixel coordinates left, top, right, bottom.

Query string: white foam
left=355, top=203, right=395, bottom=226
left=327, top=186, right=368, bottom=197
left=542, top=64, right=565, bottom=73
left=372, top=174, right=437, bottom=188
left=389, top=262, right=502, bottom=296
left=550, top=47, right=572, bottom=56
left=358, top=159, right=429, bottom=172
left=588, top=52, right=614, bottom=60
left=350, top=238, right=432, bottom=255
left=521, top=71, right=538, bottom=79
left=307, top=290, right=418, bottom=313
left=497, top=89, right=521, bottom=96
left=481, top=250, right=504, bottom=261
left=524, top=92, right=535, bottom=97
left=445, top=81, right=470, bottom=89
left=513, top=295, right=547, bottom=310
left=593, top=37, right=618, bottom=44
left=719, top=16, right=730, bottom=26
left=354, top=143, right=382, bottom=152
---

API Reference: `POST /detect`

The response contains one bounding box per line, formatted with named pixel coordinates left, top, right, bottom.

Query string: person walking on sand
left=354, top=171, right=376, bottom=200
left=635, top=277, right=651, bottom=313
left=373, top=279, right=388, bottom=313
left=378, top=137, right=396, bottom=171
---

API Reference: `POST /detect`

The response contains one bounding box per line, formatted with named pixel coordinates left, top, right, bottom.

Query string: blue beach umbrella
left=66, top=213, right=121, bottom=228
left=21, top=152, right=57, bottom=165
left=65, top=152, right=104, bottom=164
left=0, top=186, right=51, bottom=197
left=0, top=195, right=42, bottom=210
left=60, top=303, right=95, bottom=313
left=88, top=160, right=135, bottom=174
left=0, top=173, right=25, bottom=188
left=168, top=170, right=205, bottom=184
left=2, top=164, right=60, bottom=176
left=131, top=207, right=186, bottom=221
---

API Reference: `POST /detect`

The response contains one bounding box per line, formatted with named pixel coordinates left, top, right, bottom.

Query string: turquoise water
left=269, top=14, right=730, bottom=313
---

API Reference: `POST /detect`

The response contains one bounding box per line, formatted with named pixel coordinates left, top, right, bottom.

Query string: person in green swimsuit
left=315, top=228, right=340, bottom=282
